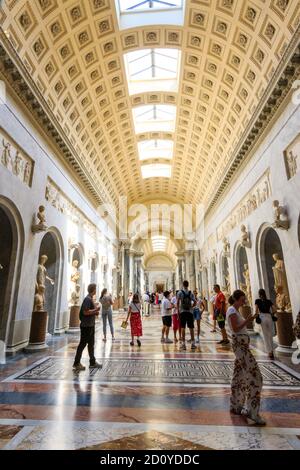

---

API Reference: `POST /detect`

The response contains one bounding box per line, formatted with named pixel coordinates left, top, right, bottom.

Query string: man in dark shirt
left=73, top=283, right=102, bottom=371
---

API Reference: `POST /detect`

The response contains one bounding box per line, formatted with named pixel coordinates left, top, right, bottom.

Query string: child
left=73, top=283, right=102, bottom=371
left=126, top=293, right=143, bottom=347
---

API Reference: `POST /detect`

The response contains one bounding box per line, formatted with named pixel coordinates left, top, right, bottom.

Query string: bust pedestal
left=25, top=311, right=48, bottom=351
left=240, top=305, right=257, bottom=335
left=275, top=310, right=296, bottom=353
left=67, top=305, right=80, bottom=333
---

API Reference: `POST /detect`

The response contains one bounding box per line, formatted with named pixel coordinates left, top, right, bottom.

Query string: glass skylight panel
left=138, top=140, right=174, bottom=161
left=133, top=105, right=176, bottom=133
left=141, top=163, right=172, bottom=179
left=119, top=0, right=182, bottom=12
left=152, top=235, right=168, bottom=252
left=124, top=48, right=180, bottom=94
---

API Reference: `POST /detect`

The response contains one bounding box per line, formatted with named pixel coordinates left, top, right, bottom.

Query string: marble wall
left=197, top=97, right=300, bottom=318
left=0, top=91, right=117, bottom=353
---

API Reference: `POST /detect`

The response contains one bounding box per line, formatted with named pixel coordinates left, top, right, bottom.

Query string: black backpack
left=181, top=290, right=192, bottom=311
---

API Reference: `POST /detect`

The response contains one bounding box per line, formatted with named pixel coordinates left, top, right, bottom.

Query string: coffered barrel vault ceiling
left=0, top=0, right=300, bottom=210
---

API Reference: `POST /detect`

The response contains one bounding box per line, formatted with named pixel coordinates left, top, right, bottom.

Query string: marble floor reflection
left=0, top=310, right=300, bottom=450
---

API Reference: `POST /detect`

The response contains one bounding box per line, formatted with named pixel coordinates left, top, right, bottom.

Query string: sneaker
left=195, top=337, right=200, bottom=344
left=130, top=341, right=134, bottom=346
left=102, top=338, right=107, bottom=342
left=73, top=363, right=86, bottom=371
left=137, top=339, right=141, bottom=347
left=89, top=361, right=102, bottom=369
left=165, top=338, right=173, bottom=344
left=247, top=412, right=266, bottom=426
left=161, top=337, right=165, bottom=343
left=191, top=342, right=196, bottom=350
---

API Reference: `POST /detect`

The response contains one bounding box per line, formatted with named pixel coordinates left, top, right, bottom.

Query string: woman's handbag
left=121, top=320, right=128, bottom=329
left=255, top=315, right=261, bottom=324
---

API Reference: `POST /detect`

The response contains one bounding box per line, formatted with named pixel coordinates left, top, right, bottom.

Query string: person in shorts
left=177, top=281, right=196, bottom=351
left=161, top=291, right=173, bottom=344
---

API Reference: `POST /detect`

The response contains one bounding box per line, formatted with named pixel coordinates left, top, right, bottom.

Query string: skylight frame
left=118, top=0, right=183, bottom=14
left=124, top=48, right=181, bottom=95
left=133, top=104, right=177, bottom=133
left=151, top=235, right=168, bottom=252
left=138, top=139, right=174, bottom=161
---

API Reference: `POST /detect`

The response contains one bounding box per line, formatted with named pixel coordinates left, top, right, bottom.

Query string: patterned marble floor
left=0, top=310, right=300, bottom=450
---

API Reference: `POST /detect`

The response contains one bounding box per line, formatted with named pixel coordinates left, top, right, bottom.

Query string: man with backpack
left=177, top=280, right=196, bottom=351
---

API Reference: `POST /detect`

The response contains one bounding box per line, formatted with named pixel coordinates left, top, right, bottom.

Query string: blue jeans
left=102, top=311, right=114, bottom=337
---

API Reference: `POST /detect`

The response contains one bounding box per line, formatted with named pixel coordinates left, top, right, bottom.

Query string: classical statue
left=70, top=284, right=81, bottom=306
left=34, top=255, right=54, bottom=312
left=1, top=140, right=11, bottom=167
left=33, top=285, right=45, bottom=311
left=36, top=255, right=54, bottom=288
left=287, top=150, right=297, bottom=178
left=243, top=264, right=252, bottom=306
left=71, top=260, right=80, bottom=285
left=275, top=285, right=290, bottom=312
left=23, top=161, right=31, bottom=185
left=272, top=253, right=291, bottom=311
left=32, top=205, right=47, bottom=233
left=240, top=225, right=251, bottom=248
left=222, top=237, right=230, bottom=256
left=272, top=200, right=289, bottom=230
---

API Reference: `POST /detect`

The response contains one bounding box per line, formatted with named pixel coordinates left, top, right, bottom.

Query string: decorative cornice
left=0, top=28, right=113, bottom=208
left=206, top=25, right=300, bottom=216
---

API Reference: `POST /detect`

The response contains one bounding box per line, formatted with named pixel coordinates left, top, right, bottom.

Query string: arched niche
left=38, top=230, right=63, bottom=334
left=0, top=198, right=24, bottom=344
left=70, top=243, right=84, bottom=299
left=235, top=244, right=249, bottom=290
left=258, top=226, right=286, bottom=304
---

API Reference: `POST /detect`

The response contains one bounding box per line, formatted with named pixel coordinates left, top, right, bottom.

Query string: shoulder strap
left=133, top=303, right=140, bottom=313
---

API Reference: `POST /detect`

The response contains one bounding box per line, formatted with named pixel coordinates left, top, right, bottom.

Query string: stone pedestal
left=275, top=310, right=296, bottom=353
left=240, top=305, right=257, bottom=334
left=67, top=305, right=80, bottom=333
left=26, top=311, right=48, bottom=351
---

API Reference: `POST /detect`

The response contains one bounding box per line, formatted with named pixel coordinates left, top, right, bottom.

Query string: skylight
left=119, top=1, right=183, bottom=12
left=124, top=48, right=181, bottom=95
left=152, top=235, right=168, bottom=252
left=138, top=140, right=174, bottom=161
left=133, top=105, right=176, bottom=133
left=141, top=163, right=172, bottom=178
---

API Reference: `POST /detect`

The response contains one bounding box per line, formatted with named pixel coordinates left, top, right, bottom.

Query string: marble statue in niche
left=222, top=237, right=230, bottom=257
left=272, top=253, right=291, bottom=311
left=34, top=255, right=54, bottom=312
left=23, top=161, right=32, bottom=185
left=272, top=200, right=289, bottom=230
left=240, top=225, right=251, bottom=248
left=14, top=151, right=22, bottom=176
left=71, top=260, right=80, bottom=286
left=242, top=264, right=252, bottom=307
left=32, top=205, right=48, bottom=233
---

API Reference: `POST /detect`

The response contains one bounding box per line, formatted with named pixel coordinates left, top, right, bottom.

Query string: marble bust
left=272, top=200, right=289, bottom=230
left=70, top=284, right=81, bottom=306
left=240, top=225, right=251, bottom=248
left=32, top=205, right=48, bottom=233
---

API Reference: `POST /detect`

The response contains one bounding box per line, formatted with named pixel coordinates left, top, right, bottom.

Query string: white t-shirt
left=226, top=306, right=248, bottom=335
left=161, top=298, right=173, bottom=316
left=142, top=293, right=150, bottom=303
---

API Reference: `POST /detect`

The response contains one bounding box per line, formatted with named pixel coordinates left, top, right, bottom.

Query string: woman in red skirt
left=126, top=293, right=143, bottom=347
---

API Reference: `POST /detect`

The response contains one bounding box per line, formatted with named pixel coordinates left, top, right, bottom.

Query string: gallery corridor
left=0, top=309, right=299, bottom=450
